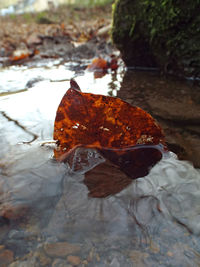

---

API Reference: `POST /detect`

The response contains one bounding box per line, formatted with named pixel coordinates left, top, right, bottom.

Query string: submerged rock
left=44, top=242, right=81, bottom=257
left=118, top=70, right=200, bottom=167
left=0, top=249, right=14, bottom=267
left=112, top=0, right=200, bottom=78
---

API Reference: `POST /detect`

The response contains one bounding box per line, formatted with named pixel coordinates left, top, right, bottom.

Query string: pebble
left=52, top=258, right=72, bottom=267
left=0, top=203, right=27, bottom=220
left=0, top=249, right=14, bottom=266
left=110, top=257, right=120, bottom=267
left=8, top=258, right=36, bottom=267
left=96, top=253, right=100, bottom=262
left=82, top=260, right=88, bottom=265
left=150, top=241, right=160, bottom=254
left=0, top=245, right=5, bottom=250
left=129, top=250, right=149, bottom=266
left=35, top=250, right=52, bottom=266
left=167, top=251, right=174, bottom=257
left=44, top=242, right=81, bottom=257
left=87, top=248, right=94, bottom=262
left=67, top=255, right=81, bottom=266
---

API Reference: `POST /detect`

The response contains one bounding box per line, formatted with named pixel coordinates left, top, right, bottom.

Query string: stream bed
left=0, top=59, right=200, bottom=266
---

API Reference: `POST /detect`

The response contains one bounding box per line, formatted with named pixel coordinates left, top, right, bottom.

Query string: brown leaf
left=54, top=81, right=166, bottom=161
left=70, top=78, right=81, bottom=91
left=100, top=144, right=163, bottom=180
left=109, top=56, right=118, bottom=70
left=87, top=57, right=108, bottom=71
left=53, top=80, right=167, bottom=197
left=84, top=159, right=132, bottom=198
left=9, top=52, right=30, bottom=61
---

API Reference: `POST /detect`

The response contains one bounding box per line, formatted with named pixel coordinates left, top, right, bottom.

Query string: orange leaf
left=60, top=22, right=65, bottom=30
left=10, top=53, right=29, bottom=61
left=87, top=57, right=108, bottom=71
left=34, top=49, right=40, bottom=55
left=53, top=80, right=167, bottom=196
left=54, top=80, right=166, bottom=179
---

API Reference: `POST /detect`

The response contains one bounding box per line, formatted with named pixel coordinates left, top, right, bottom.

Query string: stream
left=0, top=58, right=200, bottom=266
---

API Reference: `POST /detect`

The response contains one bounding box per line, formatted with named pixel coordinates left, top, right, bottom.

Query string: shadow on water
left=0, top=61, right=200, bottom=266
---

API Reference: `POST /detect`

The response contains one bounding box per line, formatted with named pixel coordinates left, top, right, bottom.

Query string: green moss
left=112, top=0, right=157, bottom=67
left=9, top=13, right=16, bottom=20
left=112, top=0, right=135, bottom=41
left=22, top=12, right=33, bottom=23
left=112, top=0, right=200, bottom=77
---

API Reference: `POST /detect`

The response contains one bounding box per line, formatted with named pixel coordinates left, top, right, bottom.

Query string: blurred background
left=0, top=0, right=114, bottom=15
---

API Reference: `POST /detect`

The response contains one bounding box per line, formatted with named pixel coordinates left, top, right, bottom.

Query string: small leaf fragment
left=87, top=57, right=108, bottom=71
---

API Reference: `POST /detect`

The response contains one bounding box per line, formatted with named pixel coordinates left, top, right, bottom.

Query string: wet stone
left=0, top=249, right=14, bottom=266
left=26, top=77, right=44, bottom=88
left=67, top=255, right=81, bottom=266
left=119, top=70, right=200, bottom=167
left=44, top=242, right=81, bottom=258
left=37, top=36, right=74, bottom=58
left=5, top=231, right=37, bottom=258
left=34, top=250, right=52, bottom=266
left=8, top=258, right=37, bottom=267
left=82, top=260, right=89, bottom=265
left=0, top=245, right=5, bottom=250
left=129, top=250, right=149, bottom=266
left=147, top=97, right=200, bottom=123
left=0, top=203, right=28, bottom=220
left=109, top=257, right=120, bottom=267
left=52, top=258, right=72, bottom=267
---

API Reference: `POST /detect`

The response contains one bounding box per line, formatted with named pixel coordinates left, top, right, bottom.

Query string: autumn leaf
left=53, top=80, right=167, bottom=196
left=54, top=80, right=165, bottom=157
left=84, top=159, right=133, bottom=198
left=109, top=55, right=118, bottom=70
left=84, top=144, right=164, bottom=197
left=9, top=49, right=39, bottom=62
left=87, top=57, right=119, bottom=78
left=87, top=57, right=108, bottom=71
left=9, top=53, right=30, bottom=62
left=53, top=80, right=166, bottom=157
left=86, top=57, right=108, bottom=78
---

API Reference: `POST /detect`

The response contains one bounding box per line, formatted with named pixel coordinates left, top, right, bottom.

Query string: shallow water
left=0, top=60, right=200, bottom=266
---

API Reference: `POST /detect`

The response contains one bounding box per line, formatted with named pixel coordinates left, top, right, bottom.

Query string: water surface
left=0, top=60, right=200, bottom=266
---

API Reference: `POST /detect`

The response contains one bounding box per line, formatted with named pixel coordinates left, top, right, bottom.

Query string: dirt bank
left=0, top=4, right=113, bottom=64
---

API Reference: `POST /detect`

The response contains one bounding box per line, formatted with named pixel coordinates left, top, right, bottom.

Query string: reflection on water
left=0, top=61, right=200, bottom=266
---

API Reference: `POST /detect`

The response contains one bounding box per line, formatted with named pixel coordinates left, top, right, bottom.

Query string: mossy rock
left=112, top=0, right=200, bottom=78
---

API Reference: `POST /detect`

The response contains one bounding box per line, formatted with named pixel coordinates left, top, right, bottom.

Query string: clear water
left=0, top=59, right=200, bottom=266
